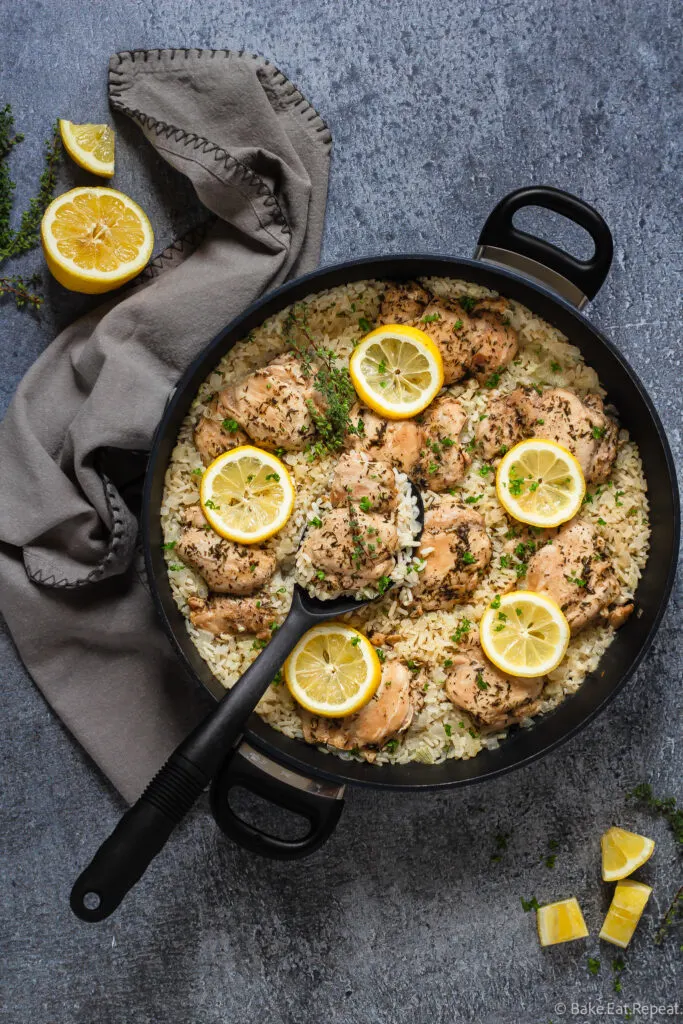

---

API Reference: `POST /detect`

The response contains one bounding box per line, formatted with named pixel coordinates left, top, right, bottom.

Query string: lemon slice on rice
left=479, top=590, right=570, bottom=677
left=41, top=187, right=154, bottom=294
left=59, top=119, right=115, bottom=177
left=600, top=826, right=655, bottom=882
left=285, top=624, right=381, bottom=717
left=349, top=324, right=444, bottom=419
left=200, top=446, right=295, bottom=544
left=496, top=438, right=586, bottom=528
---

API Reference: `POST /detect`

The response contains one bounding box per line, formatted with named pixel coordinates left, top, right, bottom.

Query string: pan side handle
left=210, top=742, right=345, bottom=859
left=475, top=186, right=613, bottom=309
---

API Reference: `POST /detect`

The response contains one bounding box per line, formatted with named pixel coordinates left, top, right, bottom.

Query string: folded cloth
left=0, top=48, right=331, bottom=802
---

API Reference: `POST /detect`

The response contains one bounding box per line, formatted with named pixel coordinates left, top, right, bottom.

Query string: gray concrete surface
left=1, top=2, right=681, bottom=1022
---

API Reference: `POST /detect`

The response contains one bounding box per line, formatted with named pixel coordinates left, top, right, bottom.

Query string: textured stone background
left=1, top=2, right=681, bottom=1022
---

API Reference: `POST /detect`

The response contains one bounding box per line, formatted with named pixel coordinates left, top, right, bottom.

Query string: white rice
left=161, top=278, right=651, bottom=767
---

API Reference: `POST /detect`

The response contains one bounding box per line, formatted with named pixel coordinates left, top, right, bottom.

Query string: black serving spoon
left=70, top=485, right=424, bottom=921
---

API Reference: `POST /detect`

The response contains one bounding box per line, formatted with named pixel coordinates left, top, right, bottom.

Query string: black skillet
left=71, top=186, right=680, bottom=922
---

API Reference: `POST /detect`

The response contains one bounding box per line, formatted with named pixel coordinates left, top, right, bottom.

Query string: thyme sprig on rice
left=284, top=303, right=364, bottom=460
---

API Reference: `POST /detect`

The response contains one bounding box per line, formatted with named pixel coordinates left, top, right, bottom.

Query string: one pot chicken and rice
left=161, top=277, right=650, bottom=766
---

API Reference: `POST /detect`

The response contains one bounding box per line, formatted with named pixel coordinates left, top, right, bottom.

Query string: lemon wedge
left=537, top=897, right=589, bottom=947
left=199, top=446, right=295, bottom=544
left=285, top=624, right=381, bottom=717
left=479, top=590, right=570, bottom=677
left=496, top=438, right=586, bottom=528
left=599, top=879, right=652, bottom=948
left=59, top=120, right=115, bottom=177
left=349, top=323, right=444, bottom=419
left=41, top=187, right=154, bottom=293
left=601, top=826, right=655, bottom=881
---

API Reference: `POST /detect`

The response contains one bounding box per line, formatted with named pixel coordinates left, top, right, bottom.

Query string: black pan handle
left=210, top=741, right=345, bottom=859
left=476, top=186, right=613, bottom=306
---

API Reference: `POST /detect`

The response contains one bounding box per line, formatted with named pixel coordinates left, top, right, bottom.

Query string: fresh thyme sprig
left=627, top=783, right=683, bottom=848
left=0, top=104, right=61, bottom=311
left=284, top=303, right=364, bottom=459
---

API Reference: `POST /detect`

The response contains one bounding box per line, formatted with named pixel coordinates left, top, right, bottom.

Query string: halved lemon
left=599, top=879, right=652, bottom=948
left=349, top=324, right=444, bottom=419
left=41, top=187, right=154, bottom=294
left=479, top=590, right=570, bottom=677
left=601, top=826, right=655, bottom=881
left=537, top=897, right=589, bottom=947
left=285, top=624, right=381, bottom=717
left=59, top=120, right=115, bottom=177
left=199, top=446, right=295, bottom=544
left=496, top=438, right=586, bottom=528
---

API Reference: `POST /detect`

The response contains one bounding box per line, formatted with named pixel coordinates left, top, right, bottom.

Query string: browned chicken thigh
left=188, top=595, right=277, bottom=639
left=444, top=642, right=544, bottom=731
left=525, top=519, right=632, bottom=633
left=378, top=280, right=431, bottom=324
left=329, top=450, right=398, bottom=513
left=299, top=506, right=398, bottom=594
left=176, top=506, right=276, bottom=595
left=347, top=403, right=424, bottom=475
left=414, top=395, right=471, bottom=492
left=413, top=498, right=492, bottom=611
left=300, top=661, right=414, bottom=751
left=476, top=386, right=618, bottom=483
left=194, top=393, right=249, bottom=465
left=417, top=295, right=518, bottom=384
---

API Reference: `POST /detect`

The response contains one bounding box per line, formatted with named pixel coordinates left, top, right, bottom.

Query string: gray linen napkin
left=0, top=48, right=331, bottom=802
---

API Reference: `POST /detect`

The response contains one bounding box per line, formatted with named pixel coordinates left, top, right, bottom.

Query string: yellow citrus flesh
left=199, top=446, right=295, bottom=544
left=349, top=323, right=444, bottom=419
left=41, top=187, right=153, bottom=293
left=496, top=438, right=586, bottom=528
left=59, top=119, right=115, bottom=177
left=601, top=826, right=655, bottom=882
left=599, top=879, right=652, bottom=948
left=479, top=590, right=570, bottom=678
left=537, top=897, right=589, bottom=947
left=285, top=624, right=381, bottom=717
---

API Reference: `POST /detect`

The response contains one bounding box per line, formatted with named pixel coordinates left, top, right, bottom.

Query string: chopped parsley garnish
left=597, top=517, right=607, bottom=525
left=204, top=499, right=219, bottom=510
left=315, top=569, right=326, bottom=580
left=458, top=295, right=477, bottom=313
left=271, top=670, right=283, bottom=688
left=498, top=444, right=509, bottom=456
left=252, top=638, right=268, bottom=650
left=421, top=312, right=441, bottom=323
left=484, top=369, right=502, bottom=389
left=406, top=660, right=420, bottom=672
left=358, top=316, right=373, bottom=333
left=309, top=516, right=322, bottom=528
left=350, top=636, right=361, bottom=646
left=428, top=462, right=439, bottom=475
left=592, top=424, right=607, bottom=440
left=508, top=477, right=524, bottom=496
left=168, top=563, right=184, bottom=571
left=277, top=586, right=286, bottom=593
left=544, top=854, right=556, bottom=869
left=265, top=472, right=280, bottom=482
left=612, top=956, right=625, bottom=993
left=550, top=360, right=561, bottom=373
left=461, top=551, right=476, bottom=565
left=565, top=573, right=587, bottom=587
left=490, top=595, right=501, bottom=609
left=441, top=436, right=455, bottom=448
left=221, top=418, right=240, bottom=433
left=384, top=737, right=399, bottom=753
left=535, top=418, right=545, bottom=425
left=162, top=541, right=176, bottom=551
left=375, top=647, right=386, bottom=663
left=443, top=659, right=453, bottom=668
left=274, top=447, right=286, bottom=458
left=450, top=618, right=471, bottom=644
left=464, top=438, right=477, bottom=453
left=515, top=564, right=527, bottom=579
left=478, top=463, right=493, bottom=477
left=615, top=490, right=624, bottom=506
left=359, top=496, right=372, bottom=512
left=453, top=318, right=464, bottom=331
left=468, top=727, right=477, bottom=739
left=444, top=723, right=452, bottom=737
left=465, top=494, right=483, bottom=504
left=192, top=467, right=203, bottom=476
left=377, top=575, right=391, bottom=595
left=587, top=957, right=600, bottom=976
left=500, top=554, right=512, bottom=569
left=475, top=670, right=489, bottom=690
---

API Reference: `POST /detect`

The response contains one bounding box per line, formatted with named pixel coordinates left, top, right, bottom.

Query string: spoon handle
left=70, top=598, right=313, bottom=922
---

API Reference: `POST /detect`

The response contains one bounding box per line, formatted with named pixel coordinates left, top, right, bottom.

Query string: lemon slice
left=199, top=446, right=295, bottom=544
left=59, top=120, right=115, bottom=177
left=601, top=826, right=655, bottom=881
left=349, top=323, right=444, bottom=419
left=285, top=624, right=381, bottom=717
left=537, top=897, right=589, bottom=947
left=479, top=590, right=570, bottom=677
left=599, top=879, right=652, bottom=948
left=496, top=438, right=586, bottom=528
left=41, top=187, right=154, bottom=294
